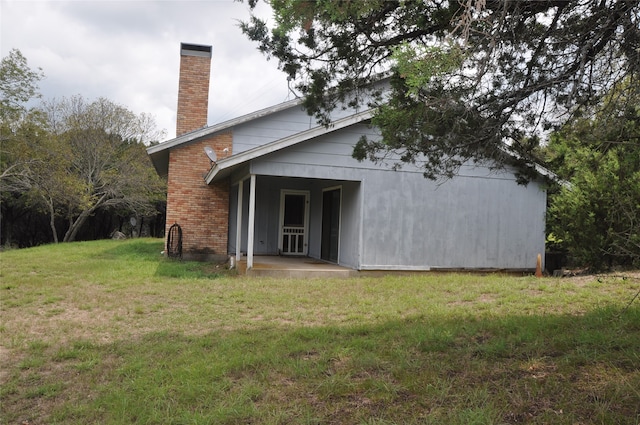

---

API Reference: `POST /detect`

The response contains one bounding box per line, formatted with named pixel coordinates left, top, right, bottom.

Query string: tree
left=0, top=49, right=48, bottom=245
left=545, top=80, right=640, bottom=269
left=241, top=0, right=640, bottom=178
left=1, top=51, right=166, bottom=246
left=37, top=96, right=166, bottom=242
left=3, top=110, right=69, bottom=243
left=2, top=95, right=166, bottom=243
left=0, top=48, right=43, bottom=123
left=0, top=49, right=44, bottom=183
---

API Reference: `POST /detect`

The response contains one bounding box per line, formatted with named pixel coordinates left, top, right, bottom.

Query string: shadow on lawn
left=7, top=304, right=639, bottom=425
left=97, top=238, right=165, bottom=260
left=99, top=239, right=233, bottom=279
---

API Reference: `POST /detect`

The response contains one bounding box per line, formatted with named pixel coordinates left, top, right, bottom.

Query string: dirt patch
left=448, top=293, right=496, bottom=306
left=0, top=345, right=13, bottom=384
left=557, top=270, right=640, bottom=285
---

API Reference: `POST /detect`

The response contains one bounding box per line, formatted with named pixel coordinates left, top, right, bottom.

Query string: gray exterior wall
left=229, top=122, right=546, bottom=270
left=358, top=168, right=546, bottom=269
left=231, top=106, right=314, bottom=155
left=229, top=176, right=289, bottom=256
left=231, top=99, right=370, bottom=155
left=337, top=181, right=362, bottom=269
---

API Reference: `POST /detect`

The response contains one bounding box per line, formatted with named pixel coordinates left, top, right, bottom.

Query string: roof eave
left=147, top=97, right=305, bottom=157
left=146, top=97, right=306, bottom=176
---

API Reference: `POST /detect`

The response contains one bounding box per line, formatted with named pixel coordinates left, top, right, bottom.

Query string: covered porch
left=200, top=114, right=370, bottom=273
left=227, top=174, right=362, bottom=273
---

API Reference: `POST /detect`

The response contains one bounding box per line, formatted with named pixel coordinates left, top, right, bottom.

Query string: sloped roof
left=146, top=97, right=305, bottom=177
left=204, top=109, right=375, bottom=183
left=147, top=86, right=557, bottom=184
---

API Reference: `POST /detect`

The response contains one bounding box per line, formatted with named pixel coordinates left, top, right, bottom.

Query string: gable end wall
left=166, top=132, right=232, bottom=260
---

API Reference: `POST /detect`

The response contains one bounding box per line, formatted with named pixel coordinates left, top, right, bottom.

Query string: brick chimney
left=176, top=43, right=212, bottom=136
left=167, top=42, right=231, bottom=262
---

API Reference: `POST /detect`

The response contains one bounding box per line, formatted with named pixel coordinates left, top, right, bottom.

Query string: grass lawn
left=1, top=238, right=639, bottom=424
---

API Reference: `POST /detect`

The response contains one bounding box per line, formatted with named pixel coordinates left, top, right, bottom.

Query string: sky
left=1, top=0, right=291, bottom=140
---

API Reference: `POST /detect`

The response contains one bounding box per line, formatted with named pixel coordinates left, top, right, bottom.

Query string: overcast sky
left=1, top=0, right=291, bottom=140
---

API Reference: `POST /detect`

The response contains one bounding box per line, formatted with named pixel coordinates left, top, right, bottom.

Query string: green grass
left=1, top=238, right=639, bottom=424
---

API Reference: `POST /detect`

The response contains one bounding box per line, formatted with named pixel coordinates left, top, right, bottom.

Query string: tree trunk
left=63, top=209, right=92, bottom=242
left=45, top=195, right=58, bottom=244
left=63, top=193, right=109, bottom=242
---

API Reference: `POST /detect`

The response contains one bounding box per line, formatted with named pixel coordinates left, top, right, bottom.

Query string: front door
left=279, top=190, right=309, bottom=256
left=321, top=187, right=341, bottom=263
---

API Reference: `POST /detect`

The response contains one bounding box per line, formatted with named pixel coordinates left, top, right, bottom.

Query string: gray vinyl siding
left=240, top=124, right=546, bottom=270
left=305, top=180, right=361, bottom=269
left=232, top=107, right=314, bottom=154
left=231, top=103, right=365, bottom=155
left=359, top=169, right=546, bottom=269
left=229, top=176, right=294, bottom=256
left=249, top=123, right=380, bottom=180
left=337, top=181, right=362, bottom=269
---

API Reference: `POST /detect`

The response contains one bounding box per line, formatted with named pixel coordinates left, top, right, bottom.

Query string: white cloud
left=1, top=0, right=290, bottom=140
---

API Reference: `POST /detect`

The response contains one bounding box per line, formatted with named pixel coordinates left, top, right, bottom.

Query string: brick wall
left=176, top=48, right=211, bottom=137
left=165, top=132, right=232, bottom=260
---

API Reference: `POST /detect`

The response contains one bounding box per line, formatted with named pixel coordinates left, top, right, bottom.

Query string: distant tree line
left=542, top=79, right=640, bottom=270
left=1, top=49, right=166, bottom=248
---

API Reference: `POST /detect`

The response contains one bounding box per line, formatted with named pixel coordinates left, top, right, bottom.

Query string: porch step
left=247, top=268, right=357, bottom=279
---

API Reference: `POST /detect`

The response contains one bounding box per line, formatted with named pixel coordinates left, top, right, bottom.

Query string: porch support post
left=247, top=174, right=256, bottom=270
left=235, top=180, right=243, bottom=263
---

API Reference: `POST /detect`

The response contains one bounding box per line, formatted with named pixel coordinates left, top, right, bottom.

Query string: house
left=147, top=43, right=547, bottom=273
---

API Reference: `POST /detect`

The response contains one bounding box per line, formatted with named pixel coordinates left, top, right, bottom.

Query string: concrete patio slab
left=238, top=256, right=357, bottom=279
